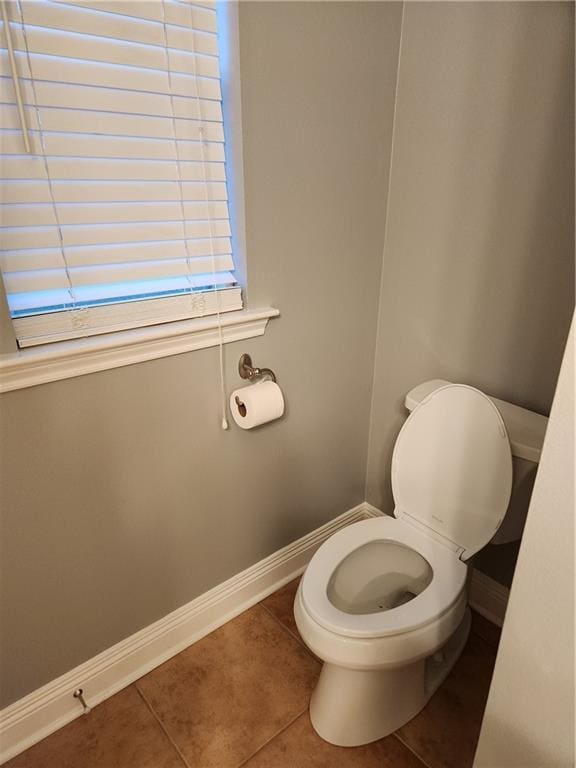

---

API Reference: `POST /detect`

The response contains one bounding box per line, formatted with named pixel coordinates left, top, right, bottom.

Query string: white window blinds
left=0, top=0, right=242, bottom=347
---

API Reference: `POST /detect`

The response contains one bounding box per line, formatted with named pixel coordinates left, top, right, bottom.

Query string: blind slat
left=3, top=235, right=232, bottom=269
left=1, top=156, right=226, bottom=182
left=2, top=180, right=227, bottom=204
left=0, top=154, right=48, bottom=179
left=1, top=131, right=225, bottom=161
left=1, top=180, right=52, bottom=203
left=1, top=204, right=57, bottom=226
left=52, top=1, right=166, bottom=25
left=0, top=77, right=223, bottom=121
left=0, top=105, right=225, bottom=142
left=1, top=200, right=230, bottom=227
left=2, top=218, right=231, bottom=250
left=70, top=236, right=232, bottom=266
left=53, top=180, right=228, bottom=203
left=50, top=1, right=217, bottom=33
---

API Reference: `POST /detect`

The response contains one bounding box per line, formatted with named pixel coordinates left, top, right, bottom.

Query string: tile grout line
left=236, top=707, right=309, bottom=768
left=393, top=731, right=437, bottom=768
left=258, top=601, right=319, bottom=662
left=134, top=684, right=191, bottom=768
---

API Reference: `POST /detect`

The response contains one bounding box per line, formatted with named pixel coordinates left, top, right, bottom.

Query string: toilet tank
left=404, top=380, right=548, bottom=545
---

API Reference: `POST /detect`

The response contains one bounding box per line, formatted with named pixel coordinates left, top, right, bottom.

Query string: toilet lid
left=392, top=384, right=513, bottom=561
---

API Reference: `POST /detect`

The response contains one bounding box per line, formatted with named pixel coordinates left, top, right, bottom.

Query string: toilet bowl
left=294, top=384, right=513, bottom=746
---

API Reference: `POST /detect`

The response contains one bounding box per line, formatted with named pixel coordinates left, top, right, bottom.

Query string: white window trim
left=0, top=307, right=279, bottom=392
left=0, top=2, right=279, bottom=392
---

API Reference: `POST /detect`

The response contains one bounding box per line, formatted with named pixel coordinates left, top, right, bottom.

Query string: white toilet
left=294, top=383, right=516, bottom=747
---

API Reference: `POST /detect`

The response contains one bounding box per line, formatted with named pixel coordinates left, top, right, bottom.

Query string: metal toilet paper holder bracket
left=238, top=353, right=277, bottom=383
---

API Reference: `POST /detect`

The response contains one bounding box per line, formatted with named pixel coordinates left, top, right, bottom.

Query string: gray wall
left=366, top=0, right=575, bottom=568
left=0, top=3, right=402, bottom=707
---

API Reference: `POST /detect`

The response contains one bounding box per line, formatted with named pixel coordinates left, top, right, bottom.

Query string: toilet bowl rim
left=295, top=581, right=467, bottom=660
left=300, top=516, right=467, bottom=639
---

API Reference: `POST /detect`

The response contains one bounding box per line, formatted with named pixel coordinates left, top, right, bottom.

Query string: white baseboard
left=359, top=501, right=383, bottom=519
left=0, top=502, right=370, bottom=765
left=469, top=569, right=510, bottom=627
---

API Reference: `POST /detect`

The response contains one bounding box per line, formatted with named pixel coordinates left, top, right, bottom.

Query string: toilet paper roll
left=230, top=380, right=285, bottom=429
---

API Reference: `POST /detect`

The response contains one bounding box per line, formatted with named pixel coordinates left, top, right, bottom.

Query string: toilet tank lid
left=405, top=380, right=548, bottom=463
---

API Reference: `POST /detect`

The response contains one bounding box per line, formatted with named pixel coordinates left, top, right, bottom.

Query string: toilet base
left=309, top=608, right=472, bottom=747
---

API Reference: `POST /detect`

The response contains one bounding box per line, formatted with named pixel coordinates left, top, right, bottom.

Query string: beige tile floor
left=6, top=579, right=500, bottom=768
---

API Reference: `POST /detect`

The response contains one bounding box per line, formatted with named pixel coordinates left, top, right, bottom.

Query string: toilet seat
left=301, top=516, right=467, bottom=639
left=392, top=384, right=513, bottom=559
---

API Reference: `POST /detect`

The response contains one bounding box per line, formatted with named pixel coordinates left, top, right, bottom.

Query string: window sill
left=0, top=307, right=279, bottom=393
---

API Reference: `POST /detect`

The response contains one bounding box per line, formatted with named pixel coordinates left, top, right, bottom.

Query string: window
left=0, top=0, right=242, bottom=348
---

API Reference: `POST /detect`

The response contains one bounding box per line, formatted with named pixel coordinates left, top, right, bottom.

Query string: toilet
left=294, top=383, right=517, bottom=747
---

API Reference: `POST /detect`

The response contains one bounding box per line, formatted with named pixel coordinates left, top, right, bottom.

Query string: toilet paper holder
left=238, top=353, right=277, bottom=383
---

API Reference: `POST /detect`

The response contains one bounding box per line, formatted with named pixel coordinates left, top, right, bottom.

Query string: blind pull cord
left=163, top=0, right=229, bottom=430
left=200, top=124, right=229, bottom=431
left=188, top=7, right=229, bottom=431
left=1, top=0, right=30, bottom=153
